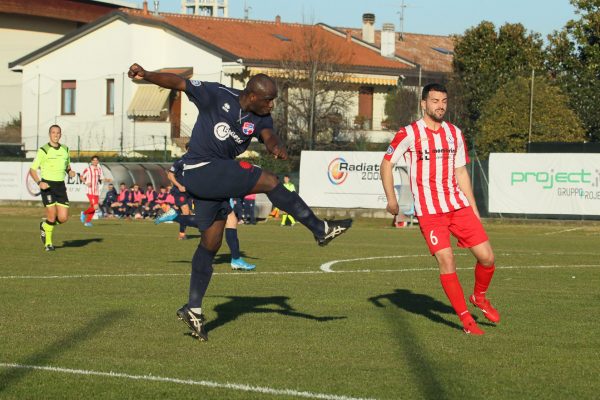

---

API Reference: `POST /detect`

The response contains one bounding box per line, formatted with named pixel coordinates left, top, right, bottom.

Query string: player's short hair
left=246, top=73, right=276, bottom=95
left=422, top=83, right=448, bottom=100
left=48, top=124, right=61, bottom=133
left=91, top=155, right=99, bottom=161
left=146, top=183, right=153, bottom=187
left=120, top=182, right=126, bottom=186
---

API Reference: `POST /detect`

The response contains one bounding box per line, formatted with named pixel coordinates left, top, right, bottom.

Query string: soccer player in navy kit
left=167, top=145, right=192, bottom=239
left=128, top=63, right=352, bottom=341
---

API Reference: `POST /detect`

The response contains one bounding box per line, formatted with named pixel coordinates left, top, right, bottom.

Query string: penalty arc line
left=318, top=254, right=600, bottom=273
left=0, top=363, right=376, bottom=400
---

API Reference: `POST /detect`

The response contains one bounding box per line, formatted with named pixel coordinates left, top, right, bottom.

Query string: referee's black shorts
left=182, top=159, right=262, bottom=230
left=41, top=179, right=70, bottom=207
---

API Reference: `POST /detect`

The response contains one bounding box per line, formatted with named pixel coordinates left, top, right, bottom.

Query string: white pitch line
left=1, top=264, right=599, bottom=281
left=320, top=255, right=431, bottom=273
left=543, top=227, right=582, bottom=235
left=0, top=363, right=374, bottom=400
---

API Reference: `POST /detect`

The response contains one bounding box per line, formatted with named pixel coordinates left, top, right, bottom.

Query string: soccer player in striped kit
left=381, top=83, right=499, bottom=335
left=81, top=155, right=111, bottom=227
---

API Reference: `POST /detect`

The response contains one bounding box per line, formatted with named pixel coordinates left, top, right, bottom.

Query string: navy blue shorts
left=182, top=159, right=262, bottom=230
left=172, top=191, right=191, bottom=208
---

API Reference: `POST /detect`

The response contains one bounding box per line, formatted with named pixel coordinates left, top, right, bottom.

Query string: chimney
left=381, top=23, right=396, bottom=58
left=153, top=0, right=159, bottom=15
left=275, top=15, right=281, bottom=26
left=143, top=0, right=148, bottom=15
left=362, top=13, right=375, bottom=44
left=346, top=30, right=352, bottom=43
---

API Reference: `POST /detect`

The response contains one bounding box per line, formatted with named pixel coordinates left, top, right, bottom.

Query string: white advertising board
left=0, top=162, right=23, bottom=200
left=488, top=153, right=600, bottom=215
left=1, top=162, right=114, bottom=202
left=299, top=151, right=410, bottom=209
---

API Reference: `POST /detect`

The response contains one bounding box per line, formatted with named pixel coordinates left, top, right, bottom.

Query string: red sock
left=440, top=272, right=471, bottom=322
left=474, top=263, right=495, bottom=300
left=84, top=206, right=95, bottom=223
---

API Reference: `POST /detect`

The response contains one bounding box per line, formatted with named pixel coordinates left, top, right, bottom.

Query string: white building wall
left=373, top=88, right=388, bottom=131
left=0, top=14, right=77, bottom=125
left=19, top=19, right=224, bottom=155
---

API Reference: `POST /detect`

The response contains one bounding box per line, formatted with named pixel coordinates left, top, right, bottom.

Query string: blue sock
left=225, top=228, right=240, bottom=259
left=188, top=245, right=216, bottom=309
left=266, top=183, right=324, bottom=236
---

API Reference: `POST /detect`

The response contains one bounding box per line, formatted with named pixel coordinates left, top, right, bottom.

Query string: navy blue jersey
left=169, top=158, right=185, bottom=194
left=182, top=80, right=274, bottom=163
left=170, top=158, right=185, bottom=181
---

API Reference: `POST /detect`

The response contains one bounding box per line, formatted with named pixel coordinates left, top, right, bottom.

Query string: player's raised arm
left=260, top=128, right=288, bottom=160
left=128, top=63, right=186, bottom=91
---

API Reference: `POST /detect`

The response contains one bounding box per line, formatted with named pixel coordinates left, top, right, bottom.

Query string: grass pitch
left=0, top=206, right=599, bottom=399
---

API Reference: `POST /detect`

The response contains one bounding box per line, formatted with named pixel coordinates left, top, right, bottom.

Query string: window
left=272, top=34, right=291, bottom=42
left=61, top=80, right=76, bottom=115
left=106, top=79, right=115, bottom=115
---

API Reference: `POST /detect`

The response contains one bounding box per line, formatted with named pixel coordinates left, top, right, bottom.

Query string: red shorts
left=417, top=206, right=488, bottom=255
left=86, top=194, right=99, bottom=206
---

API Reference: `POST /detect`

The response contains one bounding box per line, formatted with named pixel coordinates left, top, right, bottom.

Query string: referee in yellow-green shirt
left=29, top=124, right=76, bottom=251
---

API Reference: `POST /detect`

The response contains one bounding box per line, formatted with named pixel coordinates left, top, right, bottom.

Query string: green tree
left=476, top=76, right=586, bottom=159
left=546, top=0, right=600, bottom=141
left=451, top=22, right=545, bottom=137
left=383, top=85, right=419, bottom=130
left=274, top=25, right=355, bottom=153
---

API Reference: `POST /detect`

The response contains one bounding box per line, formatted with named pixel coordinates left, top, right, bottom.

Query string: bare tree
left=273, top=26, right=356, bottom=152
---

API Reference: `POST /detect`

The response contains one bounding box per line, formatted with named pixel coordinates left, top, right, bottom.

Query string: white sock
left=190, top=307, right=202, bottom=314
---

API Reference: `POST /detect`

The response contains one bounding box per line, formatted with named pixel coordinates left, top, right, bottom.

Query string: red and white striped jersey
left=384, top=118, right=470, bottom=216
left=81, top=164, right=104, bottom=196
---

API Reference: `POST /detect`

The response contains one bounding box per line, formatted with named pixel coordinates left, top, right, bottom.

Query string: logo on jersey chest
left=213, top=122, right=245, bottom=144
left=242, top=122, right=255, bottom=136
left=222, top=103, right=230, bottom=113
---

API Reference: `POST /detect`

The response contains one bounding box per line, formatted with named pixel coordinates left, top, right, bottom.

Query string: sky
left=149, top=0, right=578, bottom=38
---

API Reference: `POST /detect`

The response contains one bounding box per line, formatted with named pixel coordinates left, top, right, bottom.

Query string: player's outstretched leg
left=265, top=182, right=352, bottom=246
left=155, top=207, right=178, bottom=224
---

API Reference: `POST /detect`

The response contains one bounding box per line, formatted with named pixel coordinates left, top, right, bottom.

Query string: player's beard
left=426, top=108, right=445, bottom=123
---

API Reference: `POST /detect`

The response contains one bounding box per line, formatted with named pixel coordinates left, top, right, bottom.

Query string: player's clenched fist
left=272, top=145, right=288, bottom=160
left=128, top=63, right=145, bottom=80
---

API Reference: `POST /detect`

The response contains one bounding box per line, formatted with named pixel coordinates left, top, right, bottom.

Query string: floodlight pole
left=528, top=68, right=535, bottom=151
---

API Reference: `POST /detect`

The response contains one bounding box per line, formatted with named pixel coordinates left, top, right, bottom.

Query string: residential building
left=10, top=7, right=417, bottom=156
left=0, top=0, right=135, bottom=126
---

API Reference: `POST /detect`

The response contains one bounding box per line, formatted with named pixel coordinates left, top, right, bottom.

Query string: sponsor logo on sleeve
left=190, top=80, right=201, bottom=87
left=386, top=145, right=394, bottom=155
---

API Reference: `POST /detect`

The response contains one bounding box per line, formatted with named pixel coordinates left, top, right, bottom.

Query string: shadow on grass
left=369, top=289, right=451, bottom=399
left=213, top=251, right=257, bottom=265
left=369, top=288, right=462, bottom=331
left=57, top=238, right=103, bottom=248
left=169, top=251, right=257, bottom=266
left=0, top=310, right=129, bottom=393
left=205, top=295, right=346, bottom=333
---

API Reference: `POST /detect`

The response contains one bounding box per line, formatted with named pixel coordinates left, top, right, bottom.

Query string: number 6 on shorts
left=429, top=230, right=438, bottom=246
